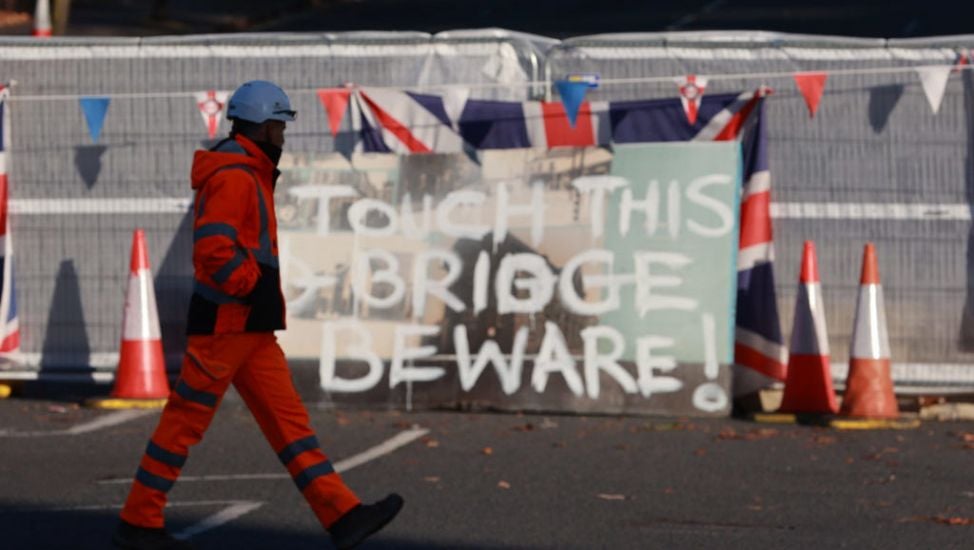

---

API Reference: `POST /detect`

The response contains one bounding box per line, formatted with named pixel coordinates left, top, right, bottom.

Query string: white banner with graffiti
left=276, top=142, right=741, bottom=415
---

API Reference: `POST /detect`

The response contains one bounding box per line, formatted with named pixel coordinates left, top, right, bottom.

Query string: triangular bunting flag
left=676, top=74, right=707, bottom=125
left=79, top=97, right=110, bottom=143
left=554, top=80, right=590, bottom=127
left=317, top=88, right=352, bottom=137
left=914, top=65, right=951, bottom=114
left=441, top=87, right=470, bottom=130
left=793, top=72, right=828, bottom=118
left=953, top=49, right=970, bottom=73
left=194, top=90, right=230, bottom=139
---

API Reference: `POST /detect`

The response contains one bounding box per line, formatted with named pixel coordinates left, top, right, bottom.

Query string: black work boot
left=112, top=519, right=194, bottom=550
left=328, top=493, right=404, bottom=549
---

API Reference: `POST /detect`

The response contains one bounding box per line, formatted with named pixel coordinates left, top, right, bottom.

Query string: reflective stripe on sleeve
left=211, top=249, right=247, bottom=284
left=193, top=222, right=238, bottom=243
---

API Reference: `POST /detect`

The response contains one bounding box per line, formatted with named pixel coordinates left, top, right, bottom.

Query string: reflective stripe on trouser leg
left=119, top=342, right=239, bottom=528
left=233, top=334, right=360, bottom=528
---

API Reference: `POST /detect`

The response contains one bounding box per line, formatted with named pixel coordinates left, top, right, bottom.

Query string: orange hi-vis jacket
left=187, top=134, right=286, bottom=334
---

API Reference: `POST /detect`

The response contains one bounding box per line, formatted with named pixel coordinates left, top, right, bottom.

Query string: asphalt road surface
left=1, top=394, right=974, bottom=549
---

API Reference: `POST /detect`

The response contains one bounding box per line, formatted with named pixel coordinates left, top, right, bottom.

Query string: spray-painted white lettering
left=389, top=324, right=445, bottom=388
left=320, top=321, right=383, bottom=392
left=290, top=167, right=736, bottom=411
left=559, top=249, right=628, bottom=316
left=495, top=253, right=556, bottom=314
left=618, top=181, right=660, bottom=237
left=347, top=198, right=398, bottom=236
left=454, top=325, right=528, bottom=395
left=572, top=176, right=628, bottom=238
left=400, top=193, right=434, bottom=239
left=352, top=249, right=406, bottom=309
left=634, top=252, right=698, bottom=315
left=494, top=182, right=545, bottom=247
left=686, top=175, right=734, bottom=237
left=288, top=184, right=357, bottom=235
left=412, top=249, right=466, bottom=318
left=581, top=326, right=638, bottom=399
left=531, top=321, right=584, bottom=396
left=436, top=190, right=490, bottom=240
left=635, top=336, right=682, bottom=398
left=473, top=250, right=490, bottom=314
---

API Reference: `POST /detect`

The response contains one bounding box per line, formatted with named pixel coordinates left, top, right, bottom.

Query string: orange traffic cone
left=89, top=230, right=169, bottom=408
left=839, top=243, right=899, bottom=419
left=32, top=0, right=52, bottom=37
left=778, top=241, right=839, bottom=414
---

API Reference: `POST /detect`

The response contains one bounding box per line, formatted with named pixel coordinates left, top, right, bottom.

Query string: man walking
left=112, top=80, right=403, bottom=550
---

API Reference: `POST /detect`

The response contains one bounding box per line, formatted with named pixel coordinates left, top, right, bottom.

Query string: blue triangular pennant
left=554, top=80, right=590, bottom=128
left=79, top=97, right=110, bottom=143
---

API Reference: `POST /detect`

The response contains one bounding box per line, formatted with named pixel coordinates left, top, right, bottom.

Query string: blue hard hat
left=226, top=80, right=296, bottom=123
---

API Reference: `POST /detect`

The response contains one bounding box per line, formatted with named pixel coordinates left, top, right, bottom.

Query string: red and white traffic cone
left=32, top=0, right=52, bottom=37
left=95, top=229, right=169, bottom=407
left=839, top=243, right=899, bottom=419
left=778, top=241, right=839, bottom=414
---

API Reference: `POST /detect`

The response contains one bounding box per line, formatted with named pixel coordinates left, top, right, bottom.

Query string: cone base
left=778, top=354, right=838, bottom=415
left=112, top=339, right=170, bottom=399
left=86, top=397, right=167, bottom=410
left=840, top=358, right=899, bottom=419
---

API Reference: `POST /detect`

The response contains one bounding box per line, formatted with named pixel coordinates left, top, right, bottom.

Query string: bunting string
left=3, top=62, right=972, bottom=101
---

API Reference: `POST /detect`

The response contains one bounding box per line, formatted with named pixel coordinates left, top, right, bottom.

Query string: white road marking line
left=64, top=410, right=156, bottom=435
left=332, top=427, right=428, bottom=473
left=0, top=409, right=155, bottom=438
left=47, top=500, right=264, bottom=541
left=98, top=426, right=430, bottom=484
left=172, top=501, right=264, bottom=541
left=50, top=500, right=259, bottom=512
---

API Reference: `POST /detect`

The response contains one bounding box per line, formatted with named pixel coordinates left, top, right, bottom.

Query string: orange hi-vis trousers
left=120, top=332, right=361, bottom=529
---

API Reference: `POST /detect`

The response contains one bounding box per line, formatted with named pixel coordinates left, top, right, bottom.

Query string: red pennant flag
left=317, top=88, right=352, bottom=137
left=793, top=72, right=828, bottom=118
left=677, top=74, right=707, bottom=125
left=954, top=49, right=971, bottom=73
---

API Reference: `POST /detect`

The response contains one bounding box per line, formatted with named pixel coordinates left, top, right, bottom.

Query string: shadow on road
left=0, top=502, right=512, bottom=550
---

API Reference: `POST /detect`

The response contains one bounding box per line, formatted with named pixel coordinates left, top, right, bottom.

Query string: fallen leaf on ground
left=905, top=515, right=974, bottom=526
left=662, top=487, right=675, bottom=494
left=497, top=480, right=510, bottom=489
left=512, top=423, right=535, bottom=432
left=717, top=427, right=779, bottom=441
left=482, top=447, right=493, bottom=456
left=597, top=493, right=626, bottom=501
left=422, top=437, right=439, bottom=448
left=423, top=476, right=440, bottom=483
left=694, top=448, right=707, bottom=456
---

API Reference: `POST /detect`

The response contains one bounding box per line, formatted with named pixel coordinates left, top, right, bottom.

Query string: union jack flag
left=0, top=86, right=19, bottom=353
left=325, top=86, right=785, bottom=394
